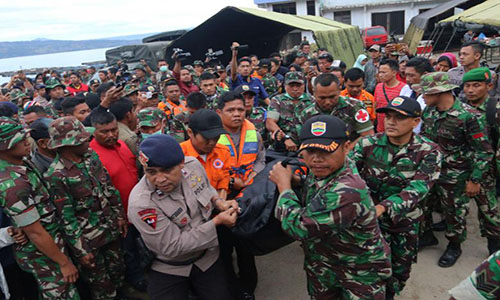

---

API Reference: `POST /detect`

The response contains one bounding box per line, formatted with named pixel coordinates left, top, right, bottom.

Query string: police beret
left=139, top=134, right=184, bottom=168
left=463, top=67, right=492, bottom=83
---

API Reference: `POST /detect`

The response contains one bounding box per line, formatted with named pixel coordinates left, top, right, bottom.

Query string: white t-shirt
left=400, top=85, right=426, bottom=134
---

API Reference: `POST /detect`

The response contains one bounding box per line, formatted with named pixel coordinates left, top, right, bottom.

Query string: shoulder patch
left=355, top=109, right=370, bottom=123
left=213, top=158, right=223, bottom=169
left=138, top=208, right=157, bottom=229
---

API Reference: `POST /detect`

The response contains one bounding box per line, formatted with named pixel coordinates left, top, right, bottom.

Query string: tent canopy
left=142, top=30, right=188, bottom=43
left=403, top=0, right=477, bottom=53
left=439, top=0, right=500, bottom=29
left=166, top=6, right=363, bottom=66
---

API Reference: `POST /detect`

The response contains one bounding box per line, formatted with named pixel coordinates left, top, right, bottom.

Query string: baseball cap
left=137, top=107, right=166, bottom=128
left=234, top=84, right=256, bottom=96
left=258, top=59, right=271, bottom=69
left=298, top=115, right=350, bottom=153
left=47, top=116, right=91, bottom=149
left=376, top=96, right=421, bottom=117
left=140, top=85, right=159, bottom=99
left=189, top=109, right=226, bottom=139
left=35, top=84, right=46, bottom=90
left=89, top=79, right=100, bottom=86
left=30, top=118, right=52, bottom=141
left=285, top=71, right=304, bottom=85
left=0, top=117, right=29, bottom=151
left=368, top=45, right=381, bottom=52
left=193, top=60, right=204, bottom=67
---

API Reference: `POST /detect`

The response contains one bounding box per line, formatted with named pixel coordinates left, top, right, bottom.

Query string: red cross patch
left=355, top=109, right=369, bottom=123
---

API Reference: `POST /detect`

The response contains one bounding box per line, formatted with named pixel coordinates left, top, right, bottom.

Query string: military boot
left=438, top=242, right=462, bottom=267
left=418, top=230, right=438, bottom=250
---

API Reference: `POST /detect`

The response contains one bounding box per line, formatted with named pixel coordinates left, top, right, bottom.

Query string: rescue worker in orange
left=180, top=109, right=232, bottom=200
left=340, top=68, right=376, bottom=121
left=158, top=79, right=187, bottom=119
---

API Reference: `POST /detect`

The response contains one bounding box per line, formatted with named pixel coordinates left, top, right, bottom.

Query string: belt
left=155, top=250, right=207, bottom=266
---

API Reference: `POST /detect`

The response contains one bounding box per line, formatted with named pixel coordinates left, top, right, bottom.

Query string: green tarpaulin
left=439, top=0, right=500, bottom=28
left=166, top=6, right=364, bottom=66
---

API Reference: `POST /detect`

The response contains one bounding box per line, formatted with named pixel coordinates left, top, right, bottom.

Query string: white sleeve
left=0, top=228, right=14, bottom=249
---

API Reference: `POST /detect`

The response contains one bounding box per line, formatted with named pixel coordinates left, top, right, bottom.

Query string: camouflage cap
left=296, top=51, right=307, bottom=57
left=137, top=107, right=166, bottom=128
left=193, top=60, right=204, bottom=67
left=45, top=78, right=65, bottom=90
left=8, top=89, right=29, bottom=102
left=285, top=71, right=305, bottom=85
left=123, top=84, right=139, bottom=96
left=0, top=117, right=29, bottom=151
left=47, top=116, right=91, bottom=149
left=417, top=72, right=458, bottom=95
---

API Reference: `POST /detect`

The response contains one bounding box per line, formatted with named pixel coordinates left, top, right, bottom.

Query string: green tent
left=166, top=6, right=364, bottom=66
left=439, top=0, right=500, bottom=29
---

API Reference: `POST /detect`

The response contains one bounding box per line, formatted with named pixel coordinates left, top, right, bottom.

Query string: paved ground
left=254, top=204, right=489, bottom=300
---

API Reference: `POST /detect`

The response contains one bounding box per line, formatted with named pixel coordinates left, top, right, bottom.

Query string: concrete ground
left=254, top=204, right=489, bottom=300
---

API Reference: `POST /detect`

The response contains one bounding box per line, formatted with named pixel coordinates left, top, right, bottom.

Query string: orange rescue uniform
left=340, top=89, right=376, bottom=121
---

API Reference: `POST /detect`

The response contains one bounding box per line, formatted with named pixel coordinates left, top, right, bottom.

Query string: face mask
left=142, top=129, right=163, bottom=139
left=159, top=66, right=168, bottom=72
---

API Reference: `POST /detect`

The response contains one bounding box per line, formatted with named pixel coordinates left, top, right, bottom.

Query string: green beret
left=463, top=67, right=492, bottom=83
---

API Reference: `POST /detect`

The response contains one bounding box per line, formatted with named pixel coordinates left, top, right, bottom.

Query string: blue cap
left=139, top=134, right=184, bottom=168
left=0, top=102, right=19, bottom=114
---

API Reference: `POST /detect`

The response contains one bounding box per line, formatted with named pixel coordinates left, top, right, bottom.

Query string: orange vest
left=158, top=99, right=186, bottom=119
left=217, top=120, right=258, bottom=182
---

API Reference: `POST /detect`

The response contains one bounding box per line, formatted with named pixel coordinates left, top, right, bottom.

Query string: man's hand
left=284, top=139, right=298, bottom=152
left=8, top=227, right=28, bottom=245
left=375, top=205, right=386, bottom=218
left=101, top=86, right=123, bottom=108
left=79, top=253, right=95, bottom=268
left=269, top=163, right=293, bottom=192
left=213, top=207, right=238, bottom=227
left=232, top=178, right=246, bottom=191
left=117, top=219, right=128, bottom=238
left=272, top=130, right=284, bottom=141
left=140, top=59, right=147, bottom=66
left=60, top=259, right=79, bottom=283
left=214, top=198, right=239, bottom=212
left=466, top=181, right=481, bottom=197
left=231, top=42, right=240, bottom=54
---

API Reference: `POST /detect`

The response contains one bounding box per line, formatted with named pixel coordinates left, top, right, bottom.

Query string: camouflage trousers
left=423, top=175, right=500, bottom=244
left=449, top=250, right=500, bottom=300
left=79, top=240, right=125, bottom=300
left=380, top=221, right=419, bottom=295
left=16, top=253, right=80, bottom=300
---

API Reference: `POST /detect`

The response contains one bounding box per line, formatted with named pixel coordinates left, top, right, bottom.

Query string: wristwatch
left=229, top=177, right=235, bottom=189
left=284, top=134, right=291, bottom=140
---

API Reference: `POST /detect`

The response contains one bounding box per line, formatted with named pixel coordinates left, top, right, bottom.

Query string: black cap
left=234, top=84, right=256, bottom=96
left=258, top=59, right=271, bottom=69
left=139, top=135, right=184, bottom=168
left=35, top=84, right=46, bottom=90
left=30, top=118, right=52, bottom=141
left=189, top=109, right=227, bottom=139
left=89, top=79, right=100, bottom=86
left=376, top=96, right=421, bottom=117
left=299, top=115, right=349, bottom=153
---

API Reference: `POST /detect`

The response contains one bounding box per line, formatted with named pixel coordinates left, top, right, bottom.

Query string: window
left=334, top=11, right=351, bottom=25
left=307, top=0, right=315, bottom=16
left=273, top=2, right=297, bottom=15
left=372, top=11, right=405, bottom=35
left=367, top=27, right=387, bottom=36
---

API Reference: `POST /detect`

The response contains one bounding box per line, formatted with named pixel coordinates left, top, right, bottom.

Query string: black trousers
left=2, top=262, right=39, bottom=300
left=147, top=259, right=232, bottom=300
left=217, top=226, right=258, bottom=299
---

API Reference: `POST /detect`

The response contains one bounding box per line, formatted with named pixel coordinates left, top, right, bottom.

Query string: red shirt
left=67, top=83, right=89, bottom=96
left=374, top=81, right=406, bottom=132
left=173, top=71, right=200, bottom=97
left=90, top=139, right=138, bottom=215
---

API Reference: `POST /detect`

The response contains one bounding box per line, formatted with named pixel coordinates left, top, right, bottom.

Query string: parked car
left=361, top=26, right=388, bottom=48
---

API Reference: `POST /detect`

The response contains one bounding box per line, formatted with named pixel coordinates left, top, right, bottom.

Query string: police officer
left=44, top=116, right=126, bottom=300
left=299, top=73, right=374, bottom=144
left=128, top=135, right=237, bottom=300
left=418, top=72, right=494, bottom=267
left=351, top=96, right=442, bottom=299
left=0, top=117, right=79, bottom=299
left=269, top=115, right=391, bottom=299
left=266, top=71, right=313, bottom=152
left=462, top=67, right=500, bottom=253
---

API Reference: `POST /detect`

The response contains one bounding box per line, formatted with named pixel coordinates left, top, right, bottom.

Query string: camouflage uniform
left=202, top=91, right=221, bottom=111
left=351, top=133, right=442, bottom=295
left=168, top=110, right=191, bottom=143
left=261, top=73, right=279, bottom=96
left=299, top=96, right=373, bottom=141
left=247, top=106, right=268, bottom=146
left=449, top=250, right=500, bottom=300
left=267, top=92, right=313, bottom=145
left=419, top=73, right=495, bottom=244
left=44, top=78, right=65, bottom=118
left=44, top=117, right=125, bottom=300
left=0, top=117, right=79, bottom=299
left=275, top=159, right=392, bottom=299
left=8, top=89, right=29, bottom=109
left=137, top=107, right=168, bottom=143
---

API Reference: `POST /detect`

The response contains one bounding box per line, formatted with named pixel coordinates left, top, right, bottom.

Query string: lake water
left=0, top=47, right=112, bottom=84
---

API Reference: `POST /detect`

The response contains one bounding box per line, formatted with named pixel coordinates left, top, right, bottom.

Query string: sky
left=0, top=0, right=258, bottom=41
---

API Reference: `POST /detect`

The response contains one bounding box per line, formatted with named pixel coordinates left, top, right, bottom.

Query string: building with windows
left=255, top=0, right=447, bottom=35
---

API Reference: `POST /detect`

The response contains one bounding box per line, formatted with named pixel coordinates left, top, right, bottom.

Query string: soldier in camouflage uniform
left=462, top=67, right=500, bottom=254
left=299, top=73, right=374, bottom=142
left=266, top=71, right=313, bottom=152
left=351, top=96, right=442, bottom=299
left=168, top=92, right=207, bottom=143
left=270, top=115, right=392, bottom=300
left=257, top=59, right=280, bottom=97
left=0, top=117, right=80, bottom=299
left=199, top=72, right=222, bottom=110
left=449, top=250, right=500, bottom=300
left=44, top=117, right=126, bottom=300
left=8, top=89, right=30, bottom=109
left=137, top=107, right=168, bottom=143
left=418, top=72, right=494, bottom=267
left=234, top=84, right=268, bottom=146
left=45, top=78, right=66, bottom=118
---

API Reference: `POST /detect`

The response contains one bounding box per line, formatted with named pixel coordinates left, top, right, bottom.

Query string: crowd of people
left=0, top=37, right=500, bottom=300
